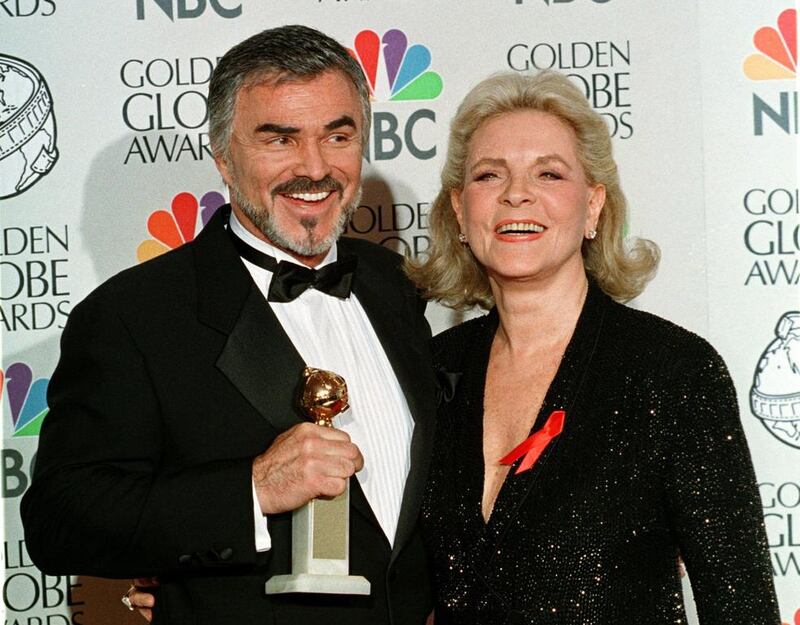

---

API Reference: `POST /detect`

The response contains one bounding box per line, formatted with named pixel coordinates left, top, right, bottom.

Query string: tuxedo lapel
left=217, top=289, right=308, bottom=433
left=193, top=208, right=306, bottom=433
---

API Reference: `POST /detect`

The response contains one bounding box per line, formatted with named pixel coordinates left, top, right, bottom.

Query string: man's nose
left=293, top=141, right=332, bottom=181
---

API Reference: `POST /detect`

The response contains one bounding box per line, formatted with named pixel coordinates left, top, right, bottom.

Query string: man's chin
left=264, top=219, right=343, bottom=258
left=231, top=187, right=358, bottom=258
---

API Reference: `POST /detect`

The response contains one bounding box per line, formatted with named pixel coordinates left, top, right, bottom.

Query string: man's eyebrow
left=253, top=116, right=357, bottom=135
left=255, top=122, right=300, bottom=135
left=325, top=115, right=357, bottom=131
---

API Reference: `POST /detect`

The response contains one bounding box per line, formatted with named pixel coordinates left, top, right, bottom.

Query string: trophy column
left=265, top=368, right=371, bottom=596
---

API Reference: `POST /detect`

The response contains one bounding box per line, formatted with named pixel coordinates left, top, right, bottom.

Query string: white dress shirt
left=230, top=214, right=415, bottom=551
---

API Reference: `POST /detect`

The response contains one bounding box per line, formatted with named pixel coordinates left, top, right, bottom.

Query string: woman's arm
left=664, top=344, right=780, bottom=624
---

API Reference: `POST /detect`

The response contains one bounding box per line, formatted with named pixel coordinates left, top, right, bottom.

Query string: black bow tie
left=229, top=230, right=357, bottom=303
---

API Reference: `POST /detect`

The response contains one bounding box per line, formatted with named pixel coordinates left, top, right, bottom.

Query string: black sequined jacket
left=422, top=281, right=780, bottom=625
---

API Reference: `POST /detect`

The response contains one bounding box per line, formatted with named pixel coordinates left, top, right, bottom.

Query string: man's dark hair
left=208, top=24, right=371, bottom=160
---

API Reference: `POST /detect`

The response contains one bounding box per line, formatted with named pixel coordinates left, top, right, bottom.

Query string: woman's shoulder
left=602, top=296, right=726, bottom=374
left=431, top=311, right=493, bottom=368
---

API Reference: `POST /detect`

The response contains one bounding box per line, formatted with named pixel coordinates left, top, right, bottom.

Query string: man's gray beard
left=231, top=184, right=362, bottom=258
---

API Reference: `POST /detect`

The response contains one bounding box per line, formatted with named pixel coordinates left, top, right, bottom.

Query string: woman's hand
left=122, top=577, right=159, bottom=622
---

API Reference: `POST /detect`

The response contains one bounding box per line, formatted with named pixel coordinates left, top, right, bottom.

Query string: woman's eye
left=475, top=172, right=498, bottom=181
left=541, top=171, right=562, bottom=180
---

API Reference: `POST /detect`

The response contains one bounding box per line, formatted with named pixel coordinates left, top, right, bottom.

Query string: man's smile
left=283, top=191, right=334, bottom=203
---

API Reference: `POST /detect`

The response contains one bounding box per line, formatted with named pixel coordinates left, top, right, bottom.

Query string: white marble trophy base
left=265, top=573, right=371, bottom=595
left=265, top=482, right=371, bottom=596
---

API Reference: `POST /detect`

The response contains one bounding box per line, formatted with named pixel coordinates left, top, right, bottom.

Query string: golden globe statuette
left=265, top=367, right=371, bottom=595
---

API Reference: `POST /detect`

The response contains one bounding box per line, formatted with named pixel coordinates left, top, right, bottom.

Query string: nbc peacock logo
left=743, top=8, right=797, bottom=80
left=137, top=190, right=225, bottom=263
left=349, top=29, right=443, bottom=101
left=2, top=362, right=49, bottom=437
left=781, top=608, right=800, bottom=625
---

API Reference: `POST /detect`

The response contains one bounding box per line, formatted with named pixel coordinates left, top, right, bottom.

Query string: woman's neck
left=490, top=266, right=589, bottom=356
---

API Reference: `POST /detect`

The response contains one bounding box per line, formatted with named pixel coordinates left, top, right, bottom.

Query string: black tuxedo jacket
left=22, top=207, right=436, bottom=625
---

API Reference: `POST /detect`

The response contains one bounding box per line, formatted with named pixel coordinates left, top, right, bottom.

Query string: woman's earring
left=458, top=233, right=468, bottom=244
left=586, top=229, right=597, bottom=240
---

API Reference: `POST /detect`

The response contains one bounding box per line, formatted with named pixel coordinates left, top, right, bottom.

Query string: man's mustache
left=272, top=176, right=343, bottom=198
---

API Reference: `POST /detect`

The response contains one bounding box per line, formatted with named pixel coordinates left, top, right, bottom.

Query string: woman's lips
left=493, top=219, right=546, bottom=241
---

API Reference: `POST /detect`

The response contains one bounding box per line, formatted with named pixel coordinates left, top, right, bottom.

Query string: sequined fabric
left=422, top=282, right=780, bottom=624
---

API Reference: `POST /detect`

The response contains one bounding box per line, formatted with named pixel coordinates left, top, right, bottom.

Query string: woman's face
left=452, top=109, right=604, bottom=288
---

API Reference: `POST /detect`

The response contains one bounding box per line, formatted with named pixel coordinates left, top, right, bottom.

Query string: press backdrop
left=2, top=1, right=798, bottom=623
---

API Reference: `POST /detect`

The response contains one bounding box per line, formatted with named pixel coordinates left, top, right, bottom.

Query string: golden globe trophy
left=265, top=367, right=371, bottom=595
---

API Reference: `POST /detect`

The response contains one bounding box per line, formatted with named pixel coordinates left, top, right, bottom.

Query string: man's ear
left=214, top=155, right=233, bottom=188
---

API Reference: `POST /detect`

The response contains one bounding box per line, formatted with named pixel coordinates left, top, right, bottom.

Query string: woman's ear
left=586, top=183, right=605, bottom=234
left=451, top=188, right=465, bottom=231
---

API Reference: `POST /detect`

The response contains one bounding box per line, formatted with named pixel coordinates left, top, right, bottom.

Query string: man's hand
left=252, top=422, right=364, bottom=514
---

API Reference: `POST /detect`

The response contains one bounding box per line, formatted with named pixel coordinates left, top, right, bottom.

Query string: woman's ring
left=121, top=585, right=136, bottom=611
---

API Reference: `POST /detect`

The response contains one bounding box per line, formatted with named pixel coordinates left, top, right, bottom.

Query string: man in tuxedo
left=21, top=25, right=435, bottom=625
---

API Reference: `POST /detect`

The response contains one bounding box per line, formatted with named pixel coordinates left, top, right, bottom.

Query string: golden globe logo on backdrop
left=0, top=224, right=71, bottom=333
left=742, top=187, right=798, bottom=286
left=0, top=55, right=69, bottom=329
left=760, top=479, right=800, bottom=579
left=126, top=0, right=238, bottom=167
left=752, top=313, right=800, bottom=580
left=505, top=38, right=633, bottom=139
left=120, top=56, right=218, bottom=165
left=119, top=28, right=443, bottom=165
left=0, top=55, right=58, bottom=199
left=751, top=311, right=800, bottom=451
left=344, top=198, right=432, bottom=258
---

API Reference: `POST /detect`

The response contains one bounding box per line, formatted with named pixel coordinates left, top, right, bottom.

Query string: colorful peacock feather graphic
left=781, top=607, right=800, bottom=625
left=349, top=29, right=443, bottom=101
left=2, top=363, right=49, bottom=437
left=744, top=8, right=797, bottom=80
left=137, top=191, right=225, bottom=263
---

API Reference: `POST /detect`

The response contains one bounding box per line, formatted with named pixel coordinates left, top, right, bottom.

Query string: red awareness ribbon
left=499, top=410, right=566, bottom=475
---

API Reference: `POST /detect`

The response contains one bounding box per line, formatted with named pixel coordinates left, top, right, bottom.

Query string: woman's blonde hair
left=406, top=70, right=659, bottom=309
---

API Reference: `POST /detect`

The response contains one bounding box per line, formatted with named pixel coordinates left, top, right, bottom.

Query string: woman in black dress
left=406, top=70, right=780, bottom=624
